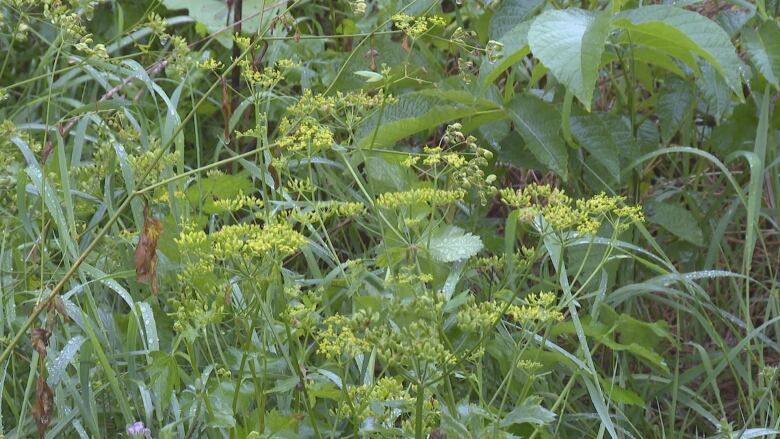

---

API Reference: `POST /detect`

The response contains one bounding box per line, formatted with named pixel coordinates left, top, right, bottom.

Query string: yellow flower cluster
left=287, top=201, right=366, bottom=224
left=239, top=58, right=298, bottom=87
left=316, top=314, right=371, bottom=360
left=457, top=291, right=564, bottom=332
left=385, top=265, right=434, bottom=287
left=368, top=320, right=456, bottom=367
left=335, top=377, right=412, bottom=423
left=376, top=188, right=465, bottom=209
left=286, top=89, right=390, bottom=119
left=277, top=117, right=334, bottom=152
left=176, top=221, right=306, bottom=261
left=456, top=300, right=501, bottom=332
left=392, top=14, right=447, bottom=38
left=499, top=184, right=644, bottom=235
left=126, top=144, right=178, bottom=186
left=240, top=58, right=284, bottom=88
left=402, top=146, right=471, bottom=169
left=197, top=57, right=223, bottom=71
left=516, top=359, right=543, bottom=371
left=211, top=191, right=264, bottom=212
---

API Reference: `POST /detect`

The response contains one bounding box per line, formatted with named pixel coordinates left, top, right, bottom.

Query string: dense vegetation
left=1, top=0, right=779, bottom=437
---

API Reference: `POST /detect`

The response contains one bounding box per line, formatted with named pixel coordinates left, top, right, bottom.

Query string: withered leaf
left=32, top=375, right=54, bottom=439
left=401, top=35, right=411, bottom=53
left=135, top=209, right=163, bottom=294
left=52, top=296, right=70, bottom=323
left=31, top=328, right=50, bottom=358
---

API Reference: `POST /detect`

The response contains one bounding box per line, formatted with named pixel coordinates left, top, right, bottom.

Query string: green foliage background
left=0, top=0, right=778, bottom=437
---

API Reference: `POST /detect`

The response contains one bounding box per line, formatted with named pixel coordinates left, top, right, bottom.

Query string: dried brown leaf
left=31, top=375, right=54, bottom=439
left=31, top=328, right=50, bottom=358
left=52, top=296, right=70, bottom=322
left=135, top=209, right=163, bottom=294
left=401, top=35, right=411, bottom=53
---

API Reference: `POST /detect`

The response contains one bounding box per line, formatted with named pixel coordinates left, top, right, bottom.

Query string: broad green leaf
left=506, top=95, right=569, bottom=179
left=707, top=103, right=756, bottom=155
left=599, top=378, right=645, bottom=407
left=696, top=63, right=731, bottom=122
left=657, top=76, right=696, bottom=144
left=162, top=0, right=284, bottom=47
left=743, top=21, right=780, bottom=88
left=480, top=22, right=531, bottom=87
left=613, top=5, right=743, bottom=97
left=599, top=337, right=670, bottom=373
left=598, top=305, right=671, bottom=349
left=427, top=225, right=484, bottom=263
left=356, top=90, right=496, bottom=148
left=604, top=46, right=686, bottom=77
left=489, top=0, right=544, bottom=40
left=500, top=396, right=556, bottom=427
left=528, top=9, right=611, bottom=110
left=646, top=200, right=704, bottom=246
left=570, top=113, right=633, bottom=181
left=353, top=70, right=384, bottom=83
left=365, top=155, right=415, bottom=193
left=637, top=119, right=660, bottom=154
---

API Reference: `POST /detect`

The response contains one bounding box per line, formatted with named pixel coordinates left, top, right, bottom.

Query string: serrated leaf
left=657, top=77, right=696, bottom=144
left=427, top=226, right=483, bottom=263
left=646, top=200, right=704, bottom=246
left=528, top=9, right=611, bottom=110
left=570, top=113, right=633, bottom=181
left=500, top=396, right=556, bottom=427
left=743, top=21, right=780, bottom=89
left=506, top=95, right=569, bottom=179
left=696, top=63, right=731, bottom=122
left=613, top=5, right=743, bottom=97
left=489, top=0, right=544, bottom=40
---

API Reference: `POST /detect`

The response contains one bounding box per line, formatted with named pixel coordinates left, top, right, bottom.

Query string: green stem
left=415, top=379, right=425, bottom=439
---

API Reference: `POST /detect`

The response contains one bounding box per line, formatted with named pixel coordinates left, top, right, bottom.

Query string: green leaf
left=613, top=5, right=743, bottom=97
left=528, top=9, right=611, bottom=110
left=707, top=103, right=757, bottom=155
left=657, top=77, right=696, bottom=144
left=162, top=0, right=284, bottom=47
left=646, top=200, right=704, bottom=246
left=500, top=396, right=557, bottom=427
left=599, top=378, right=645, bottom=407
left=353, top=70, right=384, bottom=83
left=506, top=95, right=569, bottom=179
left=365, top=155, right=415, bottom=193
left=743, top=21, right=780, bottom=89
left=570, top=113, right=632, bottom=181
left=489, top=0, right=544, bottom=40
left=696, top=63, right=731, bottom=122
left=427, top=225, right=484, bottom=263
left=601, top=338, right=670, bottom=372
left=356, top=90, right=496, bottom=148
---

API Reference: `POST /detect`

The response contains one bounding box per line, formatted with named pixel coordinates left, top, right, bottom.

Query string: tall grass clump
left=0, top=0, right=778, bottom=437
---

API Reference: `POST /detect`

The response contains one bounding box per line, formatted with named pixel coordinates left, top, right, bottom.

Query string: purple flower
left=127, top=421, right=152, bottom=438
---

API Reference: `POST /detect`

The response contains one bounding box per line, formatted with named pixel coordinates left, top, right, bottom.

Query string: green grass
left=0, top=0, right=778, bottom=438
